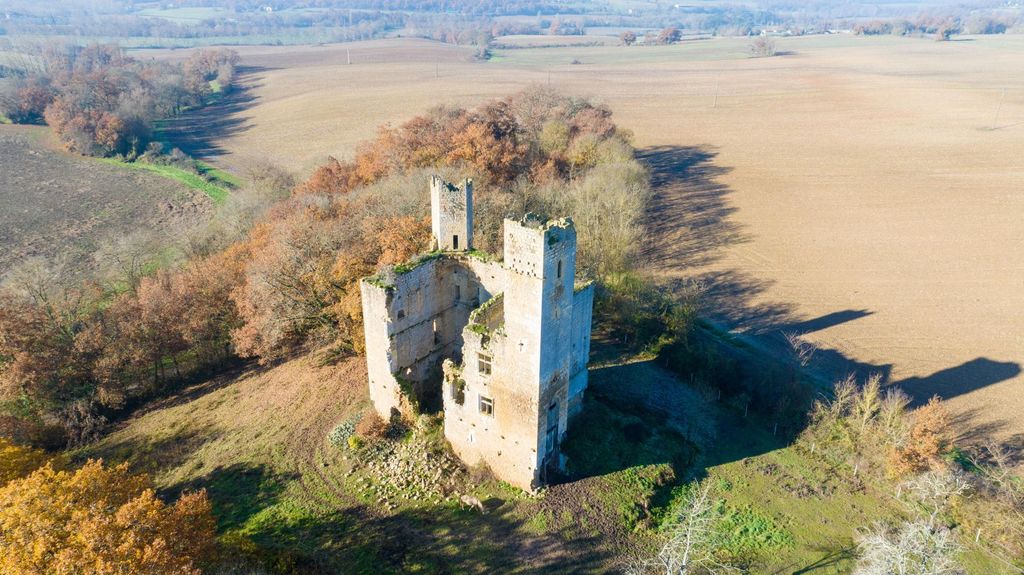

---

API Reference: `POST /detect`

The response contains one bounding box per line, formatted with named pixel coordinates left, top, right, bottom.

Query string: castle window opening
left=545, top=402, right=559, bottom=452
left=433, top=320, right=440, bottom=345
left=453, top=235, right=459, bottom=250
left=455, top=284, right=461, bottom=302
left=479, top=395, right=494, bottom=417
left=396, top=309, right=405, bottom=320
left=451, top=379, right=465, bottom=405
left=478, top=352, right=492, bottom=376
left=557, top=260, right=562, bottom=279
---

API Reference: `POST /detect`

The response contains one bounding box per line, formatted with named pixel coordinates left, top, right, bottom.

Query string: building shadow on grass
left=164, top=463, right=296, bottom=531
left=167, top=480, right=612, bottom=574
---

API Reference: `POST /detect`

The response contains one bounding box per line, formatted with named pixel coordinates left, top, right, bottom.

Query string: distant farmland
left=0, top=126, right=213, bottom=282
left=152, top=34, right=1024, bottom=442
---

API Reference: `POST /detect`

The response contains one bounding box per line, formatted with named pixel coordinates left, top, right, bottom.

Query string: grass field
left=0, top=125, right=215, bottom=281
left=147, top=33, right=1024, bottom=447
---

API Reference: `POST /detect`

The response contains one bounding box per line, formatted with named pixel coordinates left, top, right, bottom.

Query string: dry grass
left=143, top=33, right=1024, bottom=443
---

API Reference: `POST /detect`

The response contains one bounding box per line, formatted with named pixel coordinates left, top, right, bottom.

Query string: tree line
left=0, top=44, right=238, bottom=157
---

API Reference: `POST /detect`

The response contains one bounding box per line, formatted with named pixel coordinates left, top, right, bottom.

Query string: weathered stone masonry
left=360, top=177, right=594, bottom=490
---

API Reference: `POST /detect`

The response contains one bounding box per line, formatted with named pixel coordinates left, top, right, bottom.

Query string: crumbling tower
left=430, top=176, right=472, bottom=251
left=360, top=176, right=593, bottom=491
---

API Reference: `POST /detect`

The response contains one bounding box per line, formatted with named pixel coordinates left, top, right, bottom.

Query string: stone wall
left=360, top=253, right=505, bottom=419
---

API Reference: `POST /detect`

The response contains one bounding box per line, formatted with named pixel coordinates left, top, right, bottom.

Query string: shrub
left=355, top=411, right=389, bottom=440
left=328, top=418, right=357, bottom=447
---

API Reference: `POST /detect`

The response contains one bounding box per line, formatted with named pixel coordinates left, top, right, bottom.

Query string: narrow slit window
left=477, top=352, right=492, bottom=376
left=454, top=284, right=461, bottom=303
left=452, top=235, right=459, bottom=250
left=557, top=260, right=563, bottom=279
left=479, top=395, right=494, bottom=417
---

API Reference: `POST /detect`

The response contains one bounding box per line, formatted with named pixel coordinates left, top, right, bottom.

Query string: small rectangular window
left=477, top=352, right=492, bottom=376
left=453, top=235, right=459, bottom=250
left=479, top=395, right=494, bottom=417
left=451, top=379, right=465, bottom=405
left=454, top=284, right=461, bottom=302
left=557, top=260, right=563, bottom=279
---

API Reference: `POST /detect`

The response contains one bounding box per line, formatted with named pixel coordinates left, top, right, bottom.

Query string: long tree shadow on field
left=158, top=65, right=271, bottom=162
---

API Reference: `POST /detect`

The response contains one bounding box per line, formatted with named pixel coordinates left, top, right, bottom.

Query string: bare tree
left=93, top=229, right=164, bottom=291
left=899, top=469, right=973, bottom=528
left=855, top=520, right=963, bottom=575
left=854, top=374, right=883, bottom=435
left=627, top=482, right=738, bottom=575
left=749, top=36, right=777, bottom=58
left=784, top=331, right=817, bottom=367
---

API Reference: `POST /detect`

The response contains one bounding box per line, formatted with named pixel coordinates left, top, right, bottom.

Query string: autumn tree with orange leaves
left=889, top=396, right=953, bottom=476
left=0, top=459, right=216, bottom=575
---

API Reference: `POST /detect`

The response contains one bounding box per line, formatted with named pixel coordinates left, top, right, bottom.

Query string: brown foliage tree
left=889, top=396, right=953, bottom=476
left=657, top=27, right=682, bottom=45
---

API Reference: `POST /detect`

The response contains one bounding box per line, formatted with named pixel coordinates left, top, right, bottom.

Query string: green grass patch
left=196, top=160, right=242, bottom=188
left=717, top=504, right=795, bottom=556
left=0, top=114, right=11, bottom=125
left=97, top=158, right=231, bottom=203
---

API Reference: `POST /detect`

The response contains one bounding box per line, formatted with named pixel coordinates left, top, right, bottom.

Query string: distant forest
left=0, top=0, right=1019, bottom=48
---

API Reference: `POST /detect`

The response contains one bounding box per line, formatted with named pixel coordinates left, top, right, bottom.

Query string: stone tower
left=360, top=176, right=593, bottom=491
left=430, top=175, right=472, bottom=251
left=498, top=214, right=589, bottom=474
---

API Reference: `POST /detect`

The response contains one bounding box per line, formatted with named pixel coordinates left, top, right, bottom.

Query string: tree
left=0, top=438, right=51, bottom=486
left=657, top=27, right=682, bottom=45
left=899, top=469, right=972, bottom=529
left=7, top=78, right=54, bottom=124
left=854, top=520, right=963, bottom=575
left=627, top=481, right=738, bottom=575
left=749, top=36, right=777, bottom=57
left=935, top=24, right=956, bottom=41
left=0, top=263, right=99, bottom=445
left=889, top=397, right=952, bottom=476
left=0, top=459, right=216, bottom=575
left=620, top=31, right=637, bottom=46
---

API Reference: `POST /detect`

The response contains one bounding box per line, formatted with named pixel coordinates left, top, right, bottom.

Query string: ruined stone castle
left=360, top=176, right=594, bottom=490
